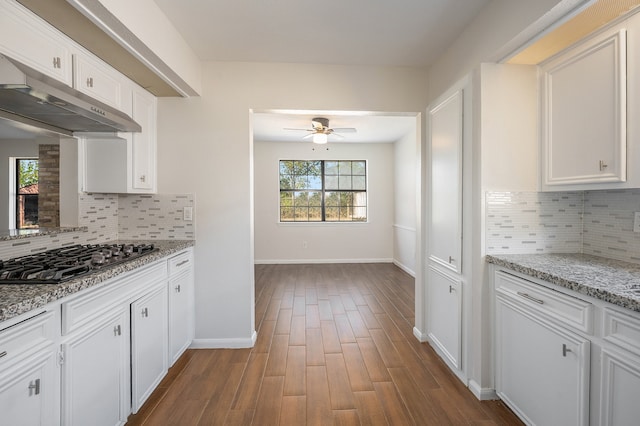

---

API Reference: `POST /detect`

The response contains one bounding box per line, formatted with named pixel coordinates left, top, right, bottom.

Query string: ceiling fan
left=284, top=117, right=356, bottom=144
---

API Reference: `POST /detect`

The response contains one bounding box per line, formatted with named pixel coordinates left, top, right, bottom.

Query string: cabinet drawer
left=62, top=262, right=166, bottom=335
left=0, top=311, right=55, bottom=366
left=495, top=271, right=593, bottom=333
left=73, top=53, right=124, bottom=111
left=603, top=307, right=640, bottom=353
left=168, top=250, right=193, bottom=276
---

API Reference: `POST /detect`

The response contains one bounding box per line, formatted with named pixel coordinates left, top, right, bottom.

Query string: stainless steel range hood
left=0, top=54, right=141, bottom=136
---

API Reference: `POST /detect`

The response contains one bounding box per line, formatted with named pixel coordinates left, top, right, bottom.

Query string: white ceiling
left=153, top=0, right=491, bottom=68
left=252, top=112, right=416, bottom=144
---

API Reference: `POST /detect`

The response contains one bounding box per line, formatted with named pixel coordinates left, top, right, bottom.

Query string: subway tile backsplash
left=118, top=194, right=195, bottom=240
left=486, top=192, right=583, bottom=254
left=487, top=189, right=640, bottom=264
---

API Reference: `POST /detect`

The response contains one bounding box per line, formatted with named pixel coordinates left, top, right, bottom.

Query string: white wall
left=157, top=62, right=428, bottom=347
left=393, top=125, right=419, bottom=275
left=0, top=139, right=38, bottom=229
left=254, top=141, right=394, bottom=263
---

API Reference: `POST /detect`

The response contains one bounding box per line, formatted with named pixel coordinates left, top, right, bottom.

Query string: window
left=279, top=160, right=367, bottom=222
left=16, top=158, right=39, bottom=229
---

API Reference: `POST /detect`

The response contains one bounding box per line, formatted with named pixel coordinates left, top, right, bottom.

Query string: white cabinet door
left=168, top=272, right=193, bottom=364
left=540, top=28, right=626, bottom=187
left=428, top=89, right=462, bottom=273
left=131, top=284, right=168, bottom=413
left=131, top=86, right=157, bottom=192
left=61, top=307, right=129, bottom=426
left=600, top=346, right=640, bottom=425
left=0, top=350, right=58, bottom=426
left=496, top=293, right=590, bottom=426
left=0, top=1, right=72, bottom=85
left=73, top=53, right=126, bottom=111
left=427, top=266, right=461, bottom=370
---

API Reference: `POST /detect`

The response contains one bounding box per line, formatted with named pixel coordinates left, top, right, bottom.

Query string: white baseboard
left=393, top=260, right=415, bottom=277
left=413, top=326, right=428, bottom=342
left=254, top=258, right=393, bottom=265
left=190, top=330, right=257, bottom=349
left=468, top=379, right=498, bottom=401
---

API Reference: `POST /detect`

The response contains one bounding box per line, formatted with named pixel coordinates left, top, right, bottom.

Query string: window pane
left=326, top=207, right=339, bottom=221
left=325, top=192, right=339, bottom=207
left=308, top=161, right=322, bottom=176
left=354, top=192, right=367, bottom=206
left=339, top=192, right=354, bottom=206
left=293, top=161, right=308, bottom=175
left=309, top=207, right=322, bottom=221
left=294, top=207, right=309, bottom=221
left=340, top=207, right=352, bottom=220
left=309, top=191, right=322, bottom=206
left=339, top=175, right=351, bottom=190
left=352, top=176, right=366, bottom=190
left=280, top=160, right=294, bottom=175
left=352, top=161, right=366, bottom=175
left=280, top=192, right=293, bottom=207
left=308, top=175, right=322, bottom=189
left=325, top=161, right=338, bottom=175
left=325, top=176, right=339, bottom=190
left=280, top=175, right=294, bottom=190
left=338, top=161, right=352, bottom=175
left=294, top=192, right=308, bottom=207
left=281, top=207, right=294, bottom=221
left=353, top=206, right=367, bottom=221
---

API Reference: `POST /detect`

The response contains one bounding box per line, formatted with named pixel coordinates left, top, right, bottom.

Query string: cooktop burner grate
left=0, top=243, right=157, bottom=284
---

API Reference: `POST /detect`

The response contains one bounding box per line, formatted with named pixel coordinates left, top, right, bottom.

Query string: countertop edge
left=486, top=254, right=640, bottom=313
left=0, top=240, right=195, bottom=323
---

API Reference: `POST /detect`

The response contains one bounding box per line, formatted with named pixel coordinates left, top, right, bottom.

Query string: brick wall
left=38, top=144, right=60, bottom=228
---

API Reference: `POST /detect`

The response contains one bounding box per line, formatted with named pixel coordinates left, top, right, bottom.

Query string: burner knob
left=91, top=253, right=106, bottom=265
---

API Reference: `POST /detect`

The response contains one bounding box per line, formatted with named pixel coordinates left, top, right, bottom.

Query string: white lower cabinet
left=61, top=307, right=129, bottom=426
left=599, top=346, right=640, bottom=425
left=496, top=292, right=590, bottom=425
left=168, top=249, right=194, bottom=365
left=427, top=266, right=461, bottom=370
left=131, top=283, right=168, bottom=413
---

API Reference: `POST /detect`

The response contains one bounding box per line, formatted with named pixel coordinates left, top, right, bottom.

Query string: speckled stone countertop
left=0, top=240, right=194, bottom=322
left=487, top=253, right=640, bottom=312
left=0, top=227, right=87, bottom=241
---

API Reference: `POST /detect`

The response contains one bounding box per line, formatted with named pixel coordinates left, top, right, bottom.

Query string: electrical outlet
left=183, top=206, right=193, bottom=221
left=634, top=212, right=640, bottom=233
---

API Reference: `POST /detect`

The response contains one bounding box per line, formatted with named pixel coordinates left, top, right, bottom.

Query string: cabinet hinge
left=58, top=350, right=65, bottom=365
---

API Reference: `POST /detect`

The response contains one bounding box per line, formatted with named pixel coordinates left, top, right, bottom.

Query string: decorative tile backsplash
left=0, top=192, right=194, bottom=260
left=118, top=194, right=195, bottom=240
left=583, top=189, right=640, bottom=263
left=487, top=189, right=640, bottom=264
left=486, top=192, right=583, bottom=254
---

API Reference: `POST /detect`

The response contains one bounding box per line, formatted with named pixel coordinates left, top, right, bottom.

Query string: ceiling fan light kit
left=284, top=117, right=357, bottom=144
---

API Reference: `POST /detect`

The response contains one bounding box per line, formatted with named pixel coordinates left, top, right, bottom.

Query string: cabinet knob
left=28, top=378, right=41, bottom=396
left=448, top=256, right=454, bottom=263
left=140, top=175, right=146, bottom=183
left=599, top=160, right=608, bottom=171
left=562, top=343, right=572, bottom=357
left=175, top=284, right=181, bottom=293
left=141, top=307, right=149, bottom=317
left=449, top=285, right=455, bottom=293
left=86, top=77, right=94, bottom=88
left=52, top=57, right=61, bottom=69
left=113, top=324, right=121, bottom=336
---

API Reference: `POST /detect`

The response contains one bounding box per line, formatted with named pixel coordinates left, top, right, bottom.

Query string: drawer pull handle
left=599, top=160, right=608, bottom=171
left=175, top=284, right=181, bottom=293
left=563, top=344, right=572, bottom=357
left=0, top=350, right=7, bottom=358
left=176, top=260, right=189, bottom=267
left=114, top=324, right=121, bottom=336
left=448, top=256, right=454, bottom=263
left=449, top=285, right=455, bottom=293
left=141, top=307, right=149, bottom=318
left=86, top=77, right=94, bottom=87
left=517, top=291, right=544, bottom=305
left=28, top=378, right=40, bottom=396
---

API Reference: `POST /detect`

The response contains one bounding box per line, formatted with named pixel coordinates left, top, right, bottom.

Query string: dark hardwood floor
left=127, top=263, right=522, bottom=425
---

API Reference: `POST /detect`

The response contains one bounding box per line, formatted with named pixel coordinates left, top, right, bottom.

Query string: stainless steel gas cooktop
left=0, top=243, right=157, bottom=284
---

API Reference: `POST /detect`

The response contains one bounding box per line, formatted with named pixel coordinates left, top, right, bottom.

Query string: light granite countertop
left=0, top=240, right=195, bottom=323
left=486, top=253, right=640, bottom=312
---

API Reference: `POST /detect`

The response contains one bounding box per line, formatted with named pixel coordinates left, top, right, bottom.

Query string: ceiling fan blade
left=331, top=133, right=345, bottom=140
left=331, top=127, right=357, bottom=133
left=283, top=127, right=313, bottom=132
left=302, top=133, right=314, bottom=140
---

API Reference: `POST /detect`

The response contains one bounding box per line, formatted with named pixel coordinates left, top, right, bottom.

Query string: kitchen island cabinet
left=489, top=254, right=640, bottom=425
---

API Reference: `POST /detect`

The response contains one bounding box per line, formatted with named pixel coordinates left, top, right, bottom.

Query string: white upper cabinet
left=131, top=85, right=157, bottom=192
left=540, top=21, right=630, bottom=190
left=73, top=52, right=130, bottom=112
left=0, top=1, right=72, bottom=85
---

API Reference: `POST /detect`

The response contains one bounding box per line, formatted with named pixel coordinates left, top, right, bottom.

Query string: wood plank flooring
left=127, top=263, right=522, bottom=425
